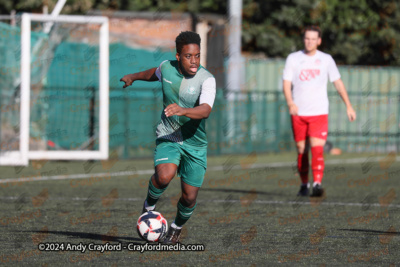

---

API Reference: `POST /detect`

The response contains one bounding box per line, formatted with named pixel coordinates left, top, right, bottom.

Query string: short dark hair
left=175, top=31, right=201, bottom=54
left=302, top=25, right=321, bottom=38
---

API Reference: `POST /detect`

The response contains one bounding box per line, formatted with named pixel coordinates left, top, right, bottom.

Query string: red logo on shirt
left=299, top=69, right=320, bottom=81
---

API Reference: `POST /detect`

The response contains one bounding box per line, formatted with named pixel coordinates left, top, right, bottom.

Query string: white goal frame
left=0, top=13, right=109, bottom=165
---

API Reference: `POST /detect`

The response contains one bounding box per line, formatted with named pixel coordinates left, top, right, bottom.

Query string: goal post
left=25, top=14, right=109, bottom=160
left=0, top=13, right=109, bottom=165
left=0, top=15, right=29, bottom=166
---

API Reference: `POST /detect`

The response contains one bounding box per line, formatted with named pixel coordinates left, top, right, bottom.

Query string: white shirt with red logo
left=283, top=50, right=341, bottom=116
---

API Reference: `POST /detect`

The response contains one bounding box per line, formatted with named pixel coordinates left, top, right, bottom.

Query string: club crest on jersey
left=187, top=86, right=196, bottom=94
left=299, top=69, right=320, bottom=81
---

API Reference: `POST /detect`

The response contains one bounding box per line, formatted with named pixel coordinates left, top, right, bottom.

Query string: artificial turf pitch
left=0, top=152, right=399, bottom=265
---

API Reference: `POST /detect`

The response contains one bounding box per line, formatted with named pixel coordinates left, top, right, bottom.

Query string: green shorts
left=154, top=140, right=207, bottom=187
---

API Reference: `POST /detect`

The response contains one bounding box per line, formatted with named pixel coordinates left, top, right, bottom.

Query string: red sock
left=311, top=146, right=324, bottom=184
left=297, top=152, right=309, bottom=184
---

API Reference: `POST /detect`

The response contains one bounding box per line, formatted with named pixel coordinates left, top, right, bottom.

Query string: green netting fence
left=35, top=87, right=400, bottom=158
left=1, top=20, right=400, bottom=158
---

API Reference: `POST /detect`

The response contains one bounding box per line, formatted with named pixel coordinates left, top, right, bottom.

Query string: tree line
left=1, top=0, right=398, bottom=65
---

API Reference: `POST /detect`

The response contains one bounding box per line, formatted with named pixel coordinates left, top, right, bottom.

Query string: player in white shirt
left=282, top=26, right=356, bottom=197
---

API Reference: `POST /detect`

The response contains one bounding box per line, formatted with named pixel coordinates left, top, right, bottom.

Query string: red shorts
left=291, top=115, right=328, bottom=142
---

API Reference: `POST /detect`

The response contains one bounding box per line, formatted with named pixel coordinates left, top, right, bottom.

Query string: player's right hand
left=347, top=106, right=356, bottom=122
left=288, top=103, right=298, bottom=115
left=120, top=74, right=135, bottom=88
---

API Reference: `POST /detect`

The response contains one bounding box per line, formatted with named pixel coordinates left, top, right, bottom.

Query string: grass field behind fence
left=0, top=152, right=399, bottom=265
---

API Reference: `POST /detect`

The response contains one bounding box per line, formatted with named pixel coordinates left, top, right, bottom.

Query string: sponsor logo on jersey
left=163, top=78, right=172, bottom=84
left=187, top=86, right=196, bottom=94
left=321, top=132, right=327, bottom=136
left=299, top=69, right=320, bottom=81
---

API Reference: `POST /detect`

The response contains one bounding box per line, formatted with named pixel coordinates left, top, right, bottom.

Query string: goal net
left=0, top=13, right=109, bottom=165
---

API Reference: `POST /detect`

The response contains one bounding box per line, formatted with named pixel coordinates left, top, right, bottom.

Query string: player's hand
left=347, top=106, right=356, bottom=122
left=164, top=103, right=186, bottom=117
left=288, top=103, right=298, bottom=116
left=120, top=74, right=135, bottom=88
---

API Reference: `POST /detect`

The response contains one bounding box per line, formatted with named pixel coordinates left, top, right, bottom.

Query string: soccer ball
left=137, top=211, right=168, bottom=242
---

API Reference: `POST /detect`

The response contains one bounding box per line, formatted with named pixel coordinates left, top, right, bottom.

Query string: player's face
left=176, top=44, right=200, bottom=77
left=303, top=31, right=321, bottom=53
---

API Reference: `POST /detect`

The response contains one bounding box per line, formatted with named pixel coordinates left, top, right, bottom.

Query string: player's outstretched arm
left=333, top=79, right=356, bottom=122
left=120, top=68, right=158, bottom=88
left=283, top=80, right=298, bottom=115
left=164, top=103, right=211, bottom=119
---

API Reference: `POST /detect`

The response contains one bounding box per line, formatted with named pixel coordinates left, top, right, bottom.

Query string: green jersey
left=155, top=60, right=216, bottom=148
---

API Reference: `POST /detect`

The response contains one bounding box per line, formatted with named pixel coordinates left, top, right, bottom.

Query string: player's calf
left=142, top=176, right=168, bottom=214
left=163, top=199, right=196, bottom=244
left=310, top=146, right=325, bottom=197
left=311, top=146, right=324, bottom=185
left=297, top=152, right=309, bottom=184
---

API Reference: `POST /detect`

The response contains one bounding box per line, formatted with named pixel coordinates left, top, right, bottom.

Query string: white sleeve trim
left=328, top=56, right=341, bottom=83
left=282, top=54, right=294, bottom=82
left=199, top=77, right=216, bottom=108
left=155, top=60, right=169, bottom=82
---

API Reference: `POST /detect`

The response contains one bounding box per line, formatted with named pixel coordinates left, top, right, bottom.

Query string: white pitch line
left=0, top=156, right=398, bottom=185
left=0, top=170, right=152, bottom=184
left=1, top=195, right=400, bottom=208
left=206, top=199, right=400, bottom=208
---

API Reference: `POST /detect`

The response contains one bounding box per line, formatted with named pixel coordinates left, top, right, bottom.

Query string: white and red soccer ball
left=137, top=211, right=168, bottom=242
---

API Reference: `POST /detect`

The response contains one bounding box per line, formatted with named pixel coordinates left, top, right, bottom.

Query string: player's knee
left=154, top=172, right=174, bottom=188
left=180, top=194, right=197, bottom=208
left=296, top=144, right=305, bottom=154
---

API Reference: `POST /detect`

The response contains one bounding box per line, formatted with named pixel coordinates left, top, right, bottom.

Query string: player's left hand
left=164, top=103, right=186, bottom=117
left=347, top=106, right=356, bottom=122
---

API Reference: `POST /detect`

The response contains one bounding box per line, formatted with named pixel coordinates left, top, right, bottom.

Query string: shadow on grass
left=201, top=188, right=279, bottom=196
left=21, top=230, right=144, bottom=244
left=338, top=229, right=399, bottom=235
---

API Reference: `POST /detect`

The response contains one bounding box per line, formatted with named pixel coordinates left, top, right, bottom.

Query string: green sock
left=174, top=200, right=197, bottom=227
left=145, top=178, right=167, bottom=206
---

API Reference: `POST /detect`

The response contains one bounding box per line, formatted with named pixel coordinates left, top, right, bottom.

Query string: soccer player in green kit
left=120, top=31, right=216, bottom=244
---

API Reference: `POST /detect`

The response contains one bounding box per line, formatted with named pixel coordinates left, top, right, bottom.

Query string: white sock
left=144, top=200, right=155, bottom=211
left=171, top=221, right=182, bottom=230
left=313, top=182, right=321, bottom=187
